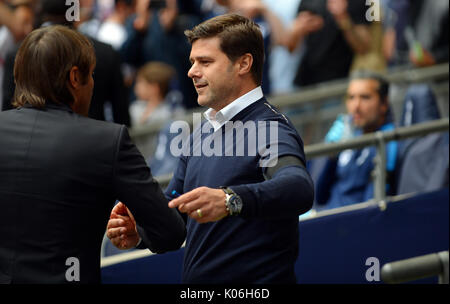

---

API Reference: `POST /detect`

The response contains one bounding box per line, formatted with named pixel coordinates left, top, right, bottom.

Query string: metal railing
left=381, top=251, right=449, bottom=284
left=154, top=118, right=449, bottom=204
left=304, top=118, right=449, bottom=203
left=265, top=63, right=449, bottom=109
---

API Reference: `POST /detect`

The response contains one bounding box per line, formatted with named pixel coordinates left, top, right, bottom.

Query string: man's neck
left=363, top=118, right=387, bottom=134
left=212, top=83, right=259, bottom=112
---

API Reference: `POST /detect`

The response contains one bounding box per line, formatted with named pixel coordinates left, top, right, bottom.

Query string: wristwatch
left=221, top=187, right=243, bottom=216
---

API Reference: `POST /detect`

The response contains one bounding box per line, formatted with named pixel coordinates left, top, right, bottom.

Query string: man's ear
left=237, top=53, right=253, bottom=77
left=68, top=66, right=81, bottom=90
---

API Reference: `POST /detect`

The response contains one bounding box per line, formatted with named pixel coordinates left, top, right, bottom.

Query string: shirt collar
left=203, top=86, right=263, bottom=132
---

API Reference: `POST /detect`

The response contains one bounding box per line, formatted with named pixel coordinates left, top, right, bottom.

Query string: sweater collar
left=203, top=86, right=263, bottom=132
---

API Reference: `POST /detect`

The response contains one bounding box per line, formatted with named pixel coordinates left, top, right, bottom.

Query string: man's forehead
left=192, top=36, right=221, bottom=46
left=190, top=37, right=222, bottom=54
left=348, top=79, right=380, bottom=91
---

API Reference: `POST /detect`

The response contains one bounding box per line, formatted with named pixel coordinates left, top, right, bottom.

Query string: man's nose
left=356, top=98, right=364, bottom=109
left=351, top=98, right=362, bottom=110
left=188, top=63, right=200, bottom=79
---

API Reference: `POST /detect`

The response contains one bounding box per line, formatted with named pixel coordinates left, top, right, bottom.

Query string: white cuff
left=135, top=237, right=142, bottom=248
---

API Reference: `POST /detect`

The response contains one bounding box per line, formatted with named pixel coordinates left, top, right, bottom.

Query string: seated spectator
left=130, top=61, right=180, bottom=126
left=130, top=61, right=184, bottom=177
left=315, top=70, right=398, bottom=210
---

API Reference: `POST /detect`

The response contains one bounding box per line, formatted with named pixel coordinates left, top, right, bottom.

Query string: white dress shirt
left=203, top=86, right=264, bottom=132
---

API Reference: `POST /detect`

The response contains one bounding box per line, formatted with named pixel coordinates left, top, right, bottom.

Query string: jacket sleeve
left=229, top=121, right=314, bottom=220
left=230, top=164, right=314, bottom=220
left=112, top=126, right=186, bottom=253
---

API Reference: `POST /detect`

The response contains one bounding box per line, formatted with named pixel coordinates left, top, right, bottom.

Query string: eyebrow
left=189, top=56, right=214, bottom=63
left=346, top=93, right=373, bottom=99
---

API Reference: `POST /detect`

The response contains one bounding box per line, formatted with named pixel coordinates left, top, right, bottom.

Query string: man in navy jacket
left=108, top=13, right=314, bottom=283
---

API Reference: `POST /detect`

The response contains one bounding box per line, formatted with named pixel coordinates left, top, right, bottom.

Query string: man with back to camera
left=315, top=70, right=398, bottom=210
left=0, top=25, right=185, bottom=284
left=107, top=13, right=315, bottom=283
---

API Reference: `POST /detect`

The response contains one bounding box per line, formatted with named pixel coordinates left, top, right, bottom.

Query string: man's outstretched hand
left=168, top=187, right=228, bottom=223
left=106, top=202, right=140, bottom=250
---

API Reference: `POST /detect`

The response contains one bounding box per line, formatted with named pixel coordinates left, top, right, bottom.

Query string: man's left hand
left=168, top=187, right=229, bottom=223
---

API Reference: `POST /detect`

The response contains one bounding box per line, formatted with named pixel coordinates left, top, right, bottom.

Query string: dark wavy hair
left=13, top=25, right=96, bottom=108
left=184, top=13, right=264, bottom=86
left=350, top=70, right=390, bottom=104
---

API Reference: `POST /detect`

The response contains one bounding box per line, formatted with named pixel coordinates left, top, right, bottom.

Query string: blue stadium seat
left=148, top=120, right=180, bottom=177
left=396, top=84, right=449, bottom=195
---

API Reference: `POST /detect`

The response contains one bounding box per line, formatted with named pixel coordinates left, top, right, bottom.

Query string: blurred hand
left=168, top=187, right=228, bottom=223
left=293, top=11, right=324, bottom=36
left=327, top=0, right=349, bottom=21
left=106, top=202, right=140, bottom=250
left=230, top=0, right=265, bottom=19
left=383, top=28, right=396, bottom=61
left=159, top=0, right=178, bottom=31
left=409, top=47, right=436, bottom=67
left=134, top=0, right=151, bottom=31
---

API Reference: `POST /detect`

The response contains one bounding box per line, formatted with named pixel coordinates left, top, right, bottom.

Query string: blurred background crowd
left=2, top=0, right=448, bottom=112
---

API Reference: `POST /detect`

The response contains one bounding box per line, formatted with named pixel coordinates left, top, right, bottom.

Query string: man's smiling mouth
left=195, top=83, right=208, bottom=90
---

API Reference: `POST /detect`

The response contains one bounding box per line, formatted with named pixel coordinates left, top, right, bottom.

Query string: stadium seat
left=396, top=84, right=449, bottom=195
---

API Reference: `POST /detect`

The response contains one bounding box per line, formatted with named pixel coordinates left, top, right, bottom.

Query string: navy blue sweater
left=165, top=98, right=314, bottom=283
